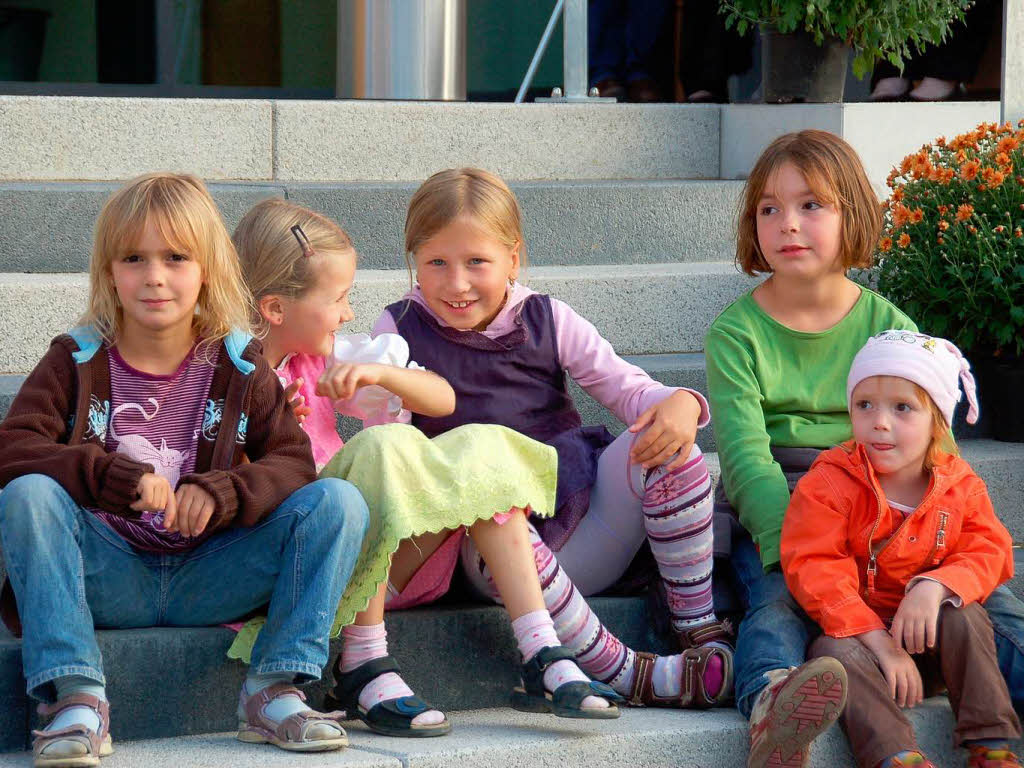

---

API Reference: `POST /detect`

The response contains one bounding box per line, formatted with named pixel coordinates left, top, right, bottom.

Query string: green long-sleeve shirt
left=705, top=286, right=916, bottom=570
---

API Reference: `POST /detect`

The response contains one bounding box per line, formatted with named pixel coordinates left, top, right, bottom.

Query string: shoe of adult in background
left=628, top=78, right=662, bottom=103
left=870, top=77, right=911, bottom=101
left=594, top=78, right=626, bottom=100
left=909, top=77, right=961, bottom=101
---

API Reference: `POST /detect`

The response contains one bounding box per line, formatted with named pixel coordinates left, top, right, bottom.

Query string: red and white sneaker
left=747, top=657, right=848, bottom=768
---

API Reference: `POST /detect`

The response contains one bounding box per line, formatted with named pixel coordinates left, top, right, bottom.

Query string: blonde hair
left=736, top=130, right=881, bottom=276
left=404, top=168, right=526, bottom=271
left=911, top=382, right=960, bottom=470
left=232, top=199, right=355, bottom=336
left=84, top=172, right=253, bottom=353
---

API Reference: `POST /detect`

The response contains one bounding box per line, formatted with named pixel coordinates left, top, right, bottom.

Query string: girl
left=781, top=331, right=1021, bottom=768
left=704, top=130, right=1024, bottom=768
left=232, top=198, right=622, bottom=737
left=368, top=167, right=734, bottom=710
left=0, top=173, right=369, bottom=765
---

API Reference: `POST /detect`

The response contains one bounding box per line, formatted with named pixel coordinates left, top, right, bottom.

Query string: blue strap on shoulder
left=67, top=326, right=103, bottom=364
left=224, top=330, right=256, bottom=376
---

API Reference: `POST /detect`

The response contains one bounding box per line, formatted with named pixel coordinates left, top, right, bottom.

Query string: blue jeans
left=0, top=474, right=368, bottom=701
left=729, top=533, right=1024, bottom=718
left=588, top=0, right=672, bottom=85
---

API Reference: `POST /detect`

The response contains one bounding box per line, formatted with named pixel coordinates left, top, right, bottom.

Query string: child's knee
left=0, top=474, right=75, bottom=530
left=308, top=478, right=370, bottom=538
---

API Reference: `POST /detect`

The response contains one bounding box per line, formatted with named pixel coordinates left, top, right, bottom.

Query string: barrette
left=291, top=224, right=314, bottom=257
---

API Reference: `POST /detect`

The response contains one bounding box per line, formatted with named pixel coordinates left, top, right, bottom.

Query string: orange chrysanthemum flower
left=1015, top=227, right=1023, bottom=238
left=910, top=208, right=924, bottom=224
left=969, top=225, right=978, bottom=234
left=956, top=204, right=974, bottom=222
left=961, top=160, right=981, bottom=180
left=937, top=236, right=944, bottom=245
left=938, top=220, right=950, bottom=231
left=898, top=233, right=911, bottom=248
left=892, top=203, right=911, bottom=227
left=938, top=205, right=949, bottom=215
left=879, top=237, right=893, bottom=252
left=997, top=136, right=1020, bottom=154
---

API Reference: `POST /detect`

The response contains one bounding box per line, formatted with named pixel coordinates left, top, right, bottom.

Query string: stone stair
left=0, top=95, right=1021, bottom=766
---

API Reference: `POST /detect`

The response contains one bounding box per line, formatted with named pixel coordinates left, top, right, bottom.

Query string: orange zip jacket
left=780, top=441, right=1013, bottom=638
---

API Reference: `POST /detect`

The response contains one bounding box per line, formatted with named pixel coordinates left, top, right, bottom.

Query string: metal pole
left=563, top=0, right=587, bottom=99
left=515, top=0, right=564, bottom=104
left=1001, top=0, right=1023, bottom=126
left=155, top=0, right=176, bottom=87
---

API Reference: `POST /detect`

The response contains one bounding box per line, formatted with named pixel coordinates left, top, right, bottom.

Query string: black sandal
left=325, top=656, right=451, bottom=738
left=509, top=646, right=623, bottom=719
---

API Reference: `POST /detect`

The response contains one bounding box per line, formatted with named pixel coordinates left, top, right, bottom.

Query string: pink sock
left=340, top=623, right=444, bottom=725
left=511, top=610, right=608, bottom=709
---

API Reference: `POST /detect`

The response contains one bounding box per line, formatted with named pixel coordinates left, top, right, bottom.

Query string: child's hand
left=628, top=390, right=701, bottom=470
left=131, top=472, right=176, bottom=517
left=283, top=378, right=312, bottom=425
left=877, top=644, right=924, bottom=708
left=891, top=580, right=952, bottom=654
left=316, top=363, right=385, bottom=402
left=164, top=483, right=216, bottom=538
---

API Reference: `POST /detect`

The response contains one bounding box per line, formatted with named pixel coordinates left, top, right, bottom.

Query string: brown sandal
left=237, top=683, right=348, bottom=752
left=32, top=694, right=113, bottom=768
left=626, top=620, right=735, bottom=709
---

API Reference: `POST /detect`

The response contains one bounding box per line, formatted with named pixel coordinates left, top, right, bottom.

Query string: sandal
left=509, top=645, right=623, bottom=719
left=325, top=656, right=450, bottom=738
left=627, top=643, right=734, bottom=709
left=237, top=683, right=348, bottom=752
left=32, top=694, right=113, bottom=768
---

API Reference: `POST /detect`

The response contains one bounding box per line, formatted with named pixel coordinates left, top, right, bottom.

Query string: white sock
left=48, top=676, right=105, bottom=734
left=511, top=609, right=609, bottom=709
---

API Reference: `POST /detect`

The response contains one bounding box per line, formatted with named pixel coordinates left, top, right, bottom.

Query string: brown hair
left=735, top=130, right=882, bottom=276
left=404, top=168, right=526, bottom=273
left=83, top=172, right=252, bottom=351
left=232, top=198, right=355, bottom=336
left=911, top=382, right=960, bottom=470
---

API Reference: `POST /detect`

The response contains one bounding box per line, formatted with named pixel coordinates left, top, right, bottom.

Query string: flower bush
left=874, top=120, right=1024, bottom=358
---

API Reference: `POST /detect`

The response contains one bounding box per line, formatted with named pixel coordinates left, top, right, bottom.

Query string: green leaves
left=719, top=0, right=973, bottom=78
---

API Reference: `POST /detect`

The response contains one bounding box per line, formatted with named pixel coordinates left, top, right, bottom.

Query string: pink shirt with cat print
left=94, top=345, right=219, bottom=552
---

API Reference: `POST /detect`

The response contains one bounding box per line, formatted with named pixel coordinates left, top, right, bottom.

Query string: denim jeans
left=730, top=531, right=1024, bottom=719
left=0, top=474, right=369, bottom=701
left=588, top=0, right=672, bottom=85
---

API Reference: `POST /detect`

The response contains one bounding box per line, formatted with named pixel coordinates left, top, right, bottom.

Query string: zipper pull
left=933, top=511, right=949, bottom=564
left=867, top=555, right=877, bottom=594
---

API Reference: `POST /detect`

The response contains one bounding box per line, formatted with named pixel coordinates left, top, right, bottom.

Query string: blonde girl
left=781, top=332, right=1021, bottom=768
left=370, top=167, right=734, bottom=711
left=0, top=173, right=369, bottom=764
left=233, top=198, right=622, bottom=738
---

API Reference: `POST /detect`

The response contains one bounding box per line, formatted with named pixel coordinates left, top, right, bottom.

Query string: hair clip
left=291, top=224, right=314, bottom=257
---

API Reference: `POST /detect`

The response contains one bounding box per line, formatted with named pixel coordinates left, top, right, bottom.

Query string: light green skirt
left=227, top=422, right=557, bottom=663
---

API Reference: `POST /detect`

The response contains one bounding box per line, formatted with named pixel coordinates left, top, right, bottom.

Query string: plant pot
left=974, top=358, right=1024, bottom=442
left=760, top=27, right=850, bottom=103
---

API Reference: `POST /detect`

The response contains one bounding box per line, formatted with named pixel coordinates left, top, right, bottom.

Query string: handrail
left=516, top=0, right=613, bottom=103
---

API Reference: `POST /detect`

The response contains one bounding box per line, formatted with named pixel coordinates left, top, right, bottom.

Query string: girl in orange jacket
left=781, top=330, right=1021, bottom=768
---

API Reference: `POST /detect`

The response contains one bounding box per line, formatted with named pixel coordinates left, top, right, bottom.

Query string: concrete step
left=0, top=701, right=1006, bottom=767
left=0, top=597, right=672, bottom=751
left=0, top=264, right=759, bottom=372
left=1, top=180, right=742, bottom=272
left=0, top=97, right=720, bottom=182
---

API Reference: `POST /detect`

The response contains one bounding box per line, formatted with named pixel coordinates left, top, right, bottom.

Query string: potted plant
left=720, top=0, right=972, bottom=103
left=873, top=120, right=1024, bottom=441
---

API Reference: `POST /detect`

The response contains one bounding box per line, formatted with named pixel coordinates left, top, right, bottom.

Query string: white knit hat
left=847, top=330, right=979, bottom=427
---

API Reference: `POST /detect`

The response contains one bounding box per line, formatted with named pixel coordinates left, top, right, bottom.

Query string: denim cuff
left=27, top=664, right=105, bottom=703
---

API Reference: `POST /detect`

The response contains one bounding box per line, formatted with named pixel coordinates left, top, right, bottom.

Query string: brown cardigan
left=0, top=329, right=317, bottom=531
